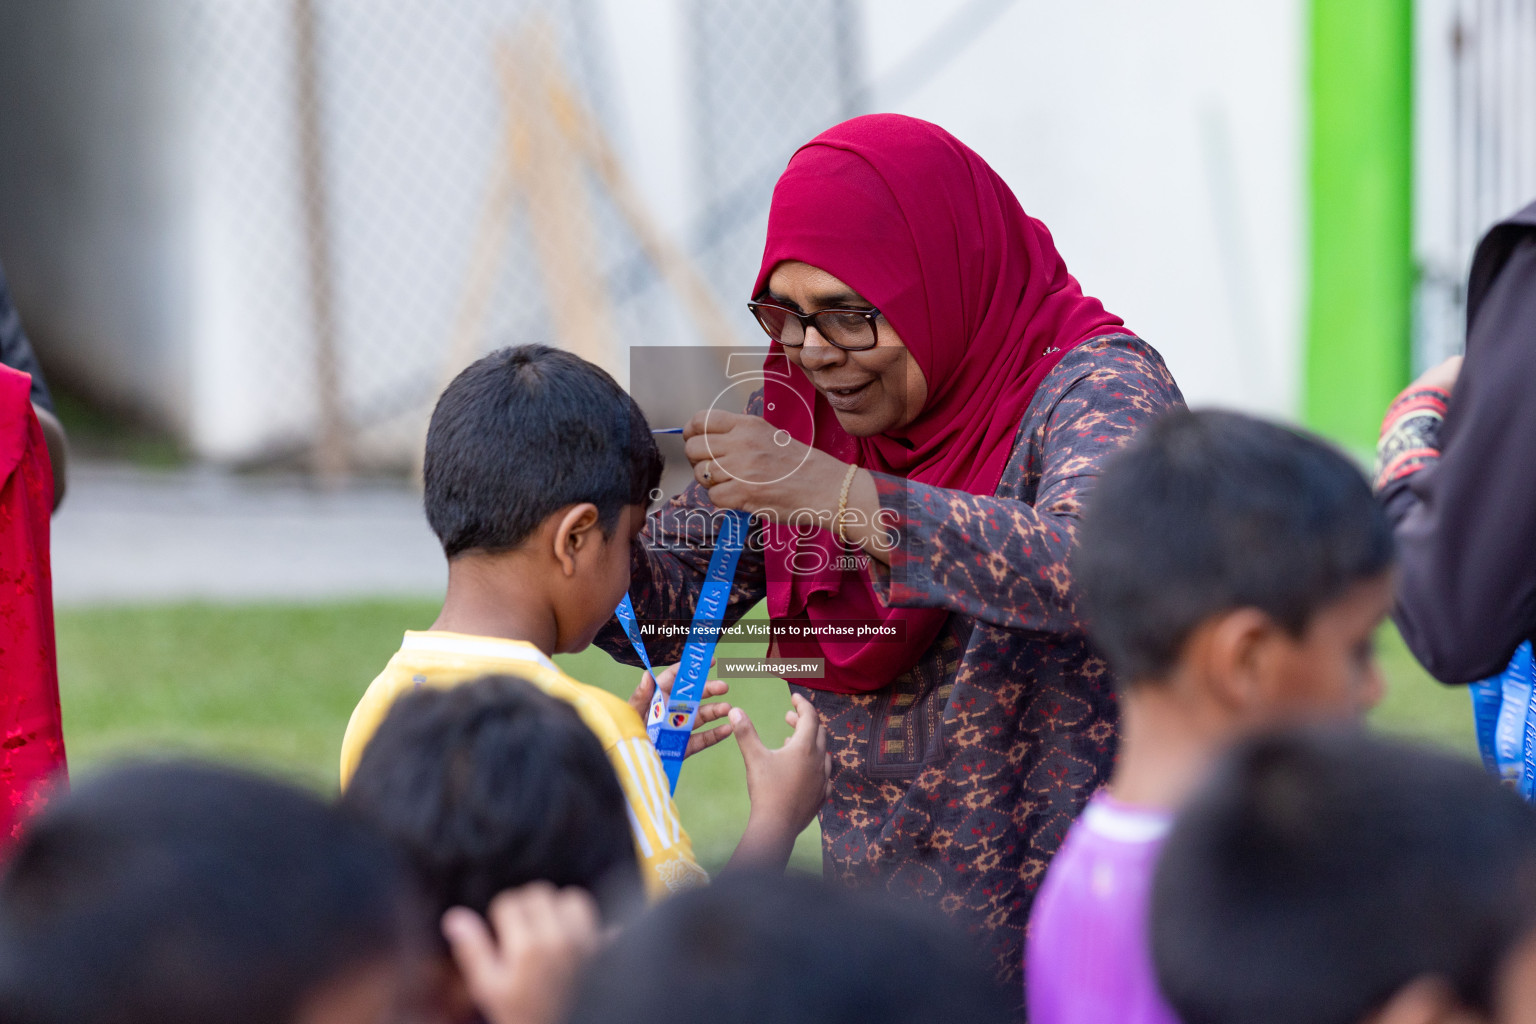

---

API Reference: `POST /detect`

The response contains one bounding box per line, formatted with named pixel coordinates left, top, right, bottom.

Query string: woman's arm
left=863, top=339, right=1184, bottom=633
left=1379, top=234, right=1536, bottom=685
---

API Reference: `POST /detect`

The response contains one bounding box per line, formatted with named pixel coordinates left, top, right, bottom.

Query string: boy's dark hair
left=343, top=674, right=642, bottom=923
left=0, top=761, right=416, bottom=1024
left=566, top=871, right=1015, bottom=1024
left=1075, top=408, right=1394, bottom=682
left=424, top=344, right=663, bottom=558
left=1152, top=730, right=1536, bottom=1024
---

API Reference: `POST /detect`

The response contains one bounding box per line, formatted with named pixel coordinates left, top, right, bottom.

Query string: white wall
left=862, top=0, right=1306, bottom=419
left=0, top=0, right=192, bottom=434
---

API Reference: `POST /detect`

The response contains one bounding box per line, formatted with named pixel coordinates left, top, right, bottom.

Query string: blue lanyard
left=1472, top=640, right=1536, bottom=797
left=616, top=509, right=749, bottom=794
left=614, top=594, right=653, bottom=675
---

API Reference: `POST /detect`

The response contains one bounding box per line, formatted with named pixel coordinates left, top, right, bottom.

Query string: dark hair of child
left=565, top=871, right=1015, bottom=1024
left=424, top=343, right=663, bottom=559
left=0, top=760, right=418, bottom=1024
left=1074, top=407, right=1395, bottom=683
left=343, top=674, right=642, bottom=922
left=1152, top=729, right=1536, bottom=1024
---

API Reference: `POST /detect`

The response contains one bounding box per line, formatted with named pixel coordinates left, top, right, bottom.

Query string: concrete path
left=49, top=462, right=445, bottom=607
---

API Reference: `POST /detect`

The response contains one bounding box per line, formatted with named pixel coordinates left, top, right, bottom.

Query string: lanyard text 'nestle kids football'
left=616, top=509, right=749, bottom=794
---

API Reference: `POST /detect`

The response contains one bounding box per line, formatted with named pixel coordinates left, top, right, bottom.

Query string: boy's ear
left=1199, top=607, right=1280, bottom=715
left=551, top=503, right=602, bottom=578
left=1364, top=977, right=1484, bottom=1024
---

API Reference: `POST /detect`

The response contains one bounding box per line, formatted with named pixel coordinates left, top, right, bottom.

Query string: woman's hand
left=683, top=410, right=845, bottom=519
left=626, top=663, right=734, bottom=758
left=683, top=410, right=891, bottom=562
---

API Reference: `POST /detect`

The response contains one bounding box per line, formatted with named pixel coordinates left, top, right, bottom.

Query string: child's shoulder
left=543, top=664, right=649, bottom=749
left=1039, top=794, right=1172, bottom=903
left=388, top=631, right=648, bottom=747
left=342, top=632, right=643, bottom=781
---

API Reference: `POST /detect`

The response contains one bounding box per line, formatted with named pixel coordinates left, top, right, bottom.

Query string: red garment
left=756, top=114, right=1125, bottom=692
left=0, top=364, right=65, bottom=844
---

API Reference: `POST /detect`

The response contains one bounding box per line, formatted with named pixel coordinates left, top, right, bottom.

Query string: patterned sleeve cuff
left=867, top=472, right=920, bottom=607
left=1374, top=385, right=1449, bottom=492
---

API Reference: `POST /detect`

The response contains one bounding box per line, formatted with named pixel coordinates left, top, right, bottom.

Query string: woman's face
left=764, top=261, right=929, bottom=437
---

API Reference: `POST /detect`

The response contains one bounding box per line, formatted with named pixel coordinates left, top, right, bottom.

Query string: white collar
left=399, top=632, right=559, bottom=673
left=1081, top=795, right=1174, bottom=844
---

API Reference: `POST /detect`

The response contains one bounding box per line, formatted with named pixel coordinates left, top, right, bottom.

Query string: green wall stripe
left=1305, top=0, right=1414, bottom=450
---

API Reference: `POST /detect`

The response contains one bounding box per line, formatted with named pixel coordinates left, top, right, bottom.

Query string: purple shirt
left=1026, top=791, right=1179, bottom=1024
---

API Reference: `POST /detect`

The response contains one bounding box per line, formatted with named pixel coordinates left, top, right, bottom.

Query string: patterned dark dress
left=597, top=333, right=1184, bottom=983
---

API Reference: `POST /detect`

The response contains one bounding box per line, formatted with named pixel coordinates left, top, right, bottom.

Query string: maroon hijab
left=755, top=114, right=1125, bottom=693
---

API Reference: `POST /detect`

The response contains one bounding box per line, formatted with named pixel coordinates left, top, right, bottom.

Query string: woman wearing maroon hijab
left=598, top=115, right=1183, bottom=982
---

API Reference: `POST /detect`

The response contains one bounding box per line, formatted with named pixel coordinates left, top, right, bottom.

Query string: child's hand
left=441, top=883, right=601, bottom=1024
left=626, top=663, right=734, bottom=758
left=725, top=693, right=831, bottom=871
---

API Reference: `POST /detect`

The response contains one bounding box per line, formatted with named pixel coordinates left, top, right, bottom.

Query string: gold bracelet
left=835, top=463, right=860, bottom=546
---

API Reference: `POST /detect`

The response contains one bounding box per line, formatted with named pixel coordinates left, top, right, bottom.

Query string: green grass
left=1370, top=622, right=1477, bottom=755
left=54, top=601, right=1476, bottom=875
left=55, top=599, right=821, bottom=872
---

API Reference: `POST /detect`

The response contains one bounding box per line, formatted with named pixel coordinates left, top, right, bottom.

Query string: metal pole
left=291, top=0, right=348, bottom=482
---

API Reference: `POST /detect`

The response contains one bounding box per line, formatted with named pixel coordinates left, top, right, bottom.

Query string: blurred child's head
left=1076, top=408, right=1394, bottom=725
left=344, top=675, right=641, bottom=1024
left=0, top=761, right=421, bottom=1024
left=1152, top=730, right=1536, bottom=1024
left=424, top=344, right=663, bottom=652
left=343, top=674, right=642, bottom=922
left=566, top=871, right=1014, bottom=1024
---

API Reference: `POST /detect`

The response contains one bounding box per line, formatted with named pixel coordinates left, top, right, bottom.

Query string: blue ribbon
left=1472, top=640, right=1536, bottom=797
left=617, top=509, right=749, bottom=794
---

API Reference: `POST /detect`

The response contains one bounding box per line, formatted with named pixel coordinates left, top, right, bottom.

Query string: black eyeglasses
left=747, top=300, right=882, bottom=352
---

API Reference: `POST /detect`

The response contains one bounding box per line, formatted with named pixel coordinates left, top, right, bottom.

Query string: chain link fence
left=168, top=0, right=864, bottom=474
left=1416, top=0, right=1536, bottom=371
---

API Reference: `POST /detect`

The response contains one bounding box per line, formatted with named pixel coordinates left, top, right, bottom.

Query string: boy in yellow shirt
left=341, top=344, right=829, bottom=896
